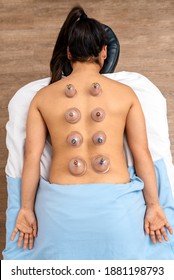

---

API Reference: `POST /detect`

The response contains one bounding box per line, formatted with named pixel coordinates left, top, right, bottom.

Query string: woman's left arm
left=125, top=89, right=173, bottom=244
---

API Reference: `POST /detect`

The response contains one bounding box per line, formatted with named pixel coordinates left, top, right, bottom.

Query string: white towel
left=5, top=71, right=174, bottom=195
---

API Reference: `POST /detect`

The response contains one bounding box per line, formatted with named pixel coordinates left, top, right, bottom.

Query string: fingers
left=18, top=232, right=24, bottom=247
left=17, top=231, right=35, bottom=250
left=165, top=222, right=173, bottom=235
left=23, top=233, right=35, bottom=250
left=11, top=210, right=37, bottom=249
left=160, top=226, right=168, bottom=242
left=32, top=221, right=38, bottom=237
left=11, top=227, right=18, bottom=241
left=29, top=233, right=34, bottom=249
left=11, top=222, right=36, bottom=250
left=155, top=229, right=162, bottom=243
left=23, top=233, right=29, bottom=250
left=12, top=227, right=35, bottom=249
left=150, top=229, right=166, bottom=244
left=144, top=220, right=150, bottom=235
left=149, top=224, right=173, bottom=244
left=150, top=230, right=156, bottom=244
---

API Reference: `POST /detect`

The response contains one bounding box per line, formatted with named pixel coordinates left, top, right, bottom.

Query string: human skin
left=11, top=48, right=173, bottom=250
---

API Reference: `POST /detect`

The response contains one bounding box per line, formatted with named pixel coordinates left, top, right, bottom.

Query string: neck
left=71, top=61, right=101, bottom=75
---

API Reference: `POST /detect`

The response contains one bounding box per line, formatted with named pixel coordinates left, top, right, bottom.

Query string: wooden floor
left=0, top=0, right=174, bottom=259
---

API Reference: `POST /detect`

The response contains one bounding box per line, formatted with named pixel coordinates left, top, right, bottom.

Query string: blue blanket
left=3, top=159, right=174, bottom=260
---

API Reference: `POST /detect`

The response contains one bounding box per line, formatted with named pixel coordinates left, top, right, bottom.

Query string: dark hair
left=49, top=6, right=108, bottom=84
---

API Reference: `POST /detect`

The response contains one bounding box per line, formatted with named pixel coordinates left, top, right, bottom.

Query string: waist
left=49, top=153, right=130, bottom=185
left=49, top=166, right=130, bottom=185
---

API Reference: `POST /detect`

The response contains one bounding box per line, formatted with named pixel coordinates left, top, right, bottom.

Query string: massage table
left=3, top=71, right=174, bottom=259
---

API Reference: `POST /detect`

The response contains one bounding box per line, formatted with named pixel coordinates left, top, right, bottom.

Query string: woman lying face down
left=11, top=5, right=173, bottom=254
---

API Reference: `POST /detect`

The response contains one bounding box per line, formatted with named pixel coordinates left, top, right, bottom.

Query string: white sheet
left=5, top=71, right=174, bottom=195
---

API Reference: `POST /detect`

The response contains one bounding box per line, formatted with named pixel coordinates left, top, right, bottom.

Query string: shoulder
left=30, top=79, right=63, bottom=105
left=102, top=75, right=137, bottom=101
left=102, top=74, right=133, bottom=90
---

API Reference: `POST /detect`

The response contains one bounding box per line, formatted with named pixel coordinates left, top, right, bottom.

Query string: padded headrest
left=101, top=24, right=120, bottom=74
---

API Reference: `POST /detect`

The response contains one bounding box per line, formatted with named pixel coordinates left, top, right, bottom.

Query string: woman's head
left=50, top=6, right=108, bottom=84
left=67, top=16, right=108, bottom=64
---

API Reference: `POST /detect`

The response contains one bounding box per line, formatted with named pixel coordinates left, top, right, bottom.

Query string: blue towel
left=2, top=159, right=174, bottom=259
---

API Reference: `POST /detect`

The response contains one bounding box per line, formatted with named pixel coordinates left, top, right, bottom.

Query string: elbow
left=132, top=146, right=152, bottom=164
left=24, top=150, right=41, bottom=164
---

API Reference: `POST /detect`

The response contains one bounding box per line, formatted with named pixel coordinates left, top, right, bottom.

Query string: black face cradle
left=100, top=24, right=120, bottom=74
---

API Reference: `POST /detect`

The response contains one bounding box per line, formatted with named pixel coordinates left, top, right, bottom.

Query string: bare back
left=37, top=72, right=133, bottom=184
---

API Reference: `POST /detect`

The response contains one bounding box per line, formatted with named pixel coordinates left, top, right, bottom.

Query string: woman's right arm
left=11, top=92, right=47, bottom=250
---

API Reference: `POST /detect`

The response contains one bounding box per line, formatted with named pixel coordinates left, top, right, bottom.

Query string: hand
left=11, top=208, right=38, bottom=250
left=144, top=204, right=173, bottom=244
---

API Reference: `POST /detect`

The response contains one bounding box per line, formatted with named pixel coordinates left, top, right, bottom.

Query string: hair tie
left=80, top=12, right=87, bottom=20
